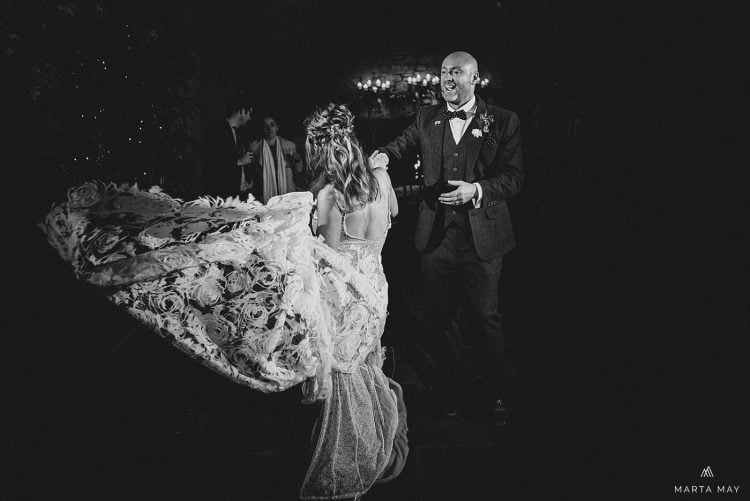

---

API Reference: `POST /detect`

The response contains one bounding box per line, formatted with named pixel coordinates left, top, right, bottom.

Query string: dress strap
left=341, top=209, right=360, bottom=241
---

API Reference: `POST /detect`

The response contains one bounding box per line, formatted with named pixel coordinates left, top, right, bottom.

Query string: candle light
left=357, top=82, right=362, bottom=89
left=375, top=79, right=381, bottom=87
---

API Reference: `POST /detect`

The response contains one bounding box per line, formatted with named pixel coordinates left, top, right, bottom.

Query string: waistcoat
left=441, top=122, right=470, bottom=229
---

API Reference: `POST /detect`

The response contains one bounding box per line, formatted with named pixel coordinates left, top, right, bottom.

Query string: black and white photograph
left=2, top=1, right=745, bottom=499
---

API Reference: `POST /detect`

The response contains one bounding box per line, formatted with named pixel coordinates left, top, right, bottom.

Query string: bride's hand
left=369, top=151, right=389, bottom=170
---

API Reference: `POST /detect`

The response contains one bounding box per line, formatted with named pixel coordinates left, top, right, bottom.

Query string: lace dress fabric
left=299, top=210, right=404, bottom=500
left=40, top=182, right=407, bottom=500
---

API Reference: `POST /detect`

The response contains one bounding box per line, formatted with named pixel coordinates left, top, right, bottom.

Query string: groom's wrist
left=472, top=182, right=482, bottom=208
left=472, top=183, right=482, bottom=201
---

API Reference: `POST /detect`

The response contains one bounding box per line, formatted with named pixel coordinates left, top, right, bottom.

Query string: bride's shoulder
left=316, top=184, right=338, bottom=208
left=316, top=185, right=345, bottom=222
left=317, top=183, right=335, bottom=199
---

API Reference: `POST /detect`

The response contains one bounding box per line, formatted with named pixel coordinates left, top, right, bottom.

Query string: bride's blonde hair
left=305, top=103, right=379, bottom=212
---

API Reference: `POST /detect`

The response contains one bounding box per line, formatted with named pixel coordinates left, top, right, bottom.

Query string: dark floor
left=2, top=139, right=746, bottom=500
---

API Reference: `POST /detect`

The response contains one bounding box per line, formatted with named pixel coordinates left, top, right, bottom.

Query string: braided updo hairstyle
left=305, top=103, right=379, bottom=212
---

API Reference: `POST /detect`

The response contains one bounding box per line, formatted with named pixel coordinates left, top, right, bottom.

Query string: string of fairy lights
left=60, top=21, right=180, bottom=185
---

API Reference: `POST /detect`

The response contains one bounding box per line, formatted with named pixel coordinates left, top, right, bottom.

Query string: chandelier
left=350, top=70, right=491, bottom=117
left=354, top=72, right=490, bottom=95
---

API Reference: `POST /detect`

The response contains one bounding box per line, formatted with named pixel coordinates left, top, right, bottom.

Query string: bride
left=40, top=103, right=406, bottom=500
left=301, top=103, right=405, bottom=499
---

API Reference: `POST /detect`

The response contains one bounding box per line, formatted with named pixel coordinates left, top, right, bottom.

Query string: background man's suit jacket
left=202, top=120, right=242, bottom=198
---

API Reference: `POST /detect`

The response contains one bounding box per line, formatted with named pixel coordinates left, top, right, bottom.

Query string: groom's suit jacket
left=380, top=96, right=523, bottom=261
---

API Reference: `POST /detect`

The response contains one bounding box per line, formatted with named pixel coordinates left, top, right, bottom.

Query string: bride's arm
left=373, top=167, right=398, bottom=218
left=315, top=185, right=342, bottom=250
left=387, top=177, right=399, bottom=218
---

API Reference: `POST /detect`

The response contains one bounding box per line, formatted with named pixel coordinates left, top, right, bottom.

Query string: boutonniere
left=477, top=112, right=496, bottom=147
left=434, top=120, right=441, bottom=126
left=471, top=129, right=482, bottom=138
left=478, top=112, right=495, bottom=132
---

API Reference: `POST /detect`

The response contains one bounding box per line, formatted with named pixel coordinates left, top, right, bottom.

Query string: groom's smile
left=440, top=51, right=478, bottom=108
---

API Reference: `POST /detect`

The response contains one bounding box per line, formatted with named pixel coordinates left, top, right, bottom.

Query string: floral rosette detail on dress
left=40, top=182, right=390, bottom=396
left=66, top=180, right=111, bottom=208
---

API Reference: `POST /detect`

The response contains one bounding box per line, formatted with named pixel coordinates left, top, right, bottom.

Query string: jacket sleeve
left=477, top=111, right=523, bottom=202
left=378, top=108, right=422, bottom=160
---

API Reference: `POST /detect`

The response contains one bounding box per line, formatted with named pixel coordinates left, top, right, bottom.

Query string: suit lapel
left=422, top=106, right=446, bottom=182
left=463, top=96, right=486, bottom=179
left=225, top=122, right=239, bottom=153
left=424, top=105, right=444, bottom=158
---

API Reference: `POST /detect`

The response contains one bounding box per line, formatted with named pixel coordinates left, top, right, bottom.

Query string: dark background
left=2, top=1, right=747, bottom=499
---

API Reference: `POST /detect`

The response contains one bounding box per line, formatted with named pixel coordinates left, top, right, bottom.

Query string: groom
left=373, top=51, right=523, bottom=424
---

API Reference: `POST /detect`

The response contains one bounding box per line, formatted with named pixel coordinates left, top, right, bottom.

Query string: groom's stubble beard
left=442, top=81, right=475, bottom=108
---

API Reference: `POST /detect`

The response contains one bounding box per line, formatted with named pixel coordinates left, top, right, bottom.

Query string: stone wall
left=344, top=50, right=444, bottom=94
left=343, top=50, right=503, bottom=119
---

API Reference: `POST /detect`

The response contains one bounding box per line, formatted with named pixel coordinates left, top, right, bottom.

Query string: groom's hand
left=369, top=151, right=389, bottom=170
left=438, top=180, right=477, bottom=206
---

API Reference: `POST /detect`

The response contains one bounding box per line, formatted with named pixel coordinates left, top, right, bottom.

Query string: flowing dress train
left=40, top=181, right=407, bottom=500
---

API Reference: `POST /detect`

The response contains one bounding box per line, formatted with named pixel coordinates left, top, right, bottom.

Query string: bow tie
left=444, top=109, right=467, bottom=120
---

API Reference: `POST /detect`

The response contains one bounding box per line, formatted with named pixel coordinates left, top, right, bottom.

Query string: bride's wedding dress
left=40, top=181, right=407, bottom=499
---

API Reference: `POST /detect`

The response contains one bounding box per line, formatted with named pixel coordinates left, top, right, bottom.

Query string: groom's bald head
left=443, top=51, right=479, bottom=74
left=441, top=51, right=480, bottom=107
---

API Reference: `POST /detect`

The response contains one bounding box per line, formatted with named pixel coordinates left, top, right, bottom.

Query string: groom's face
left=441, top=53, right=478, bottom=107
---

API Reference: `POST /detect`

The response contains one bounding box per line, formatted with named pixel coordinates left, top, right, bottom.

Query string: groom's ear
left=472, top=73, right=480, bottom=84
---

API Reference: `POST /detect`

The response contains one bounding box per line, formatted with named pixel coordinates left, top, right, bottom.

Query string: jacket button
left=454, top=152, right=459, bottom=157
left=451, top=209, right=457, bottom=214
left=452, top=167, right=458, bottom=172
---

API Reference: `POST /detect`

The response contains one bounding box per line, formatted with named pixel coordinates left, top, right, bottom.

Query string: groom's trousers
left=421, top=223, right=516, bottom=401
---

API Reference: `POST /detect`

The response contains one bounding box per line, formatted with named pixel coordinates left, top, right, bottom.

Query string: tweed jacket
left=379, top=96, right=523, bottom=260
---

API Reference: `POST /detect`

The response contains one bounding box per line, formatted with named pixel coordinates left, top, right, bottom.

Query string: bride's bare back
left=316, top=168, right=398, bottom=249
